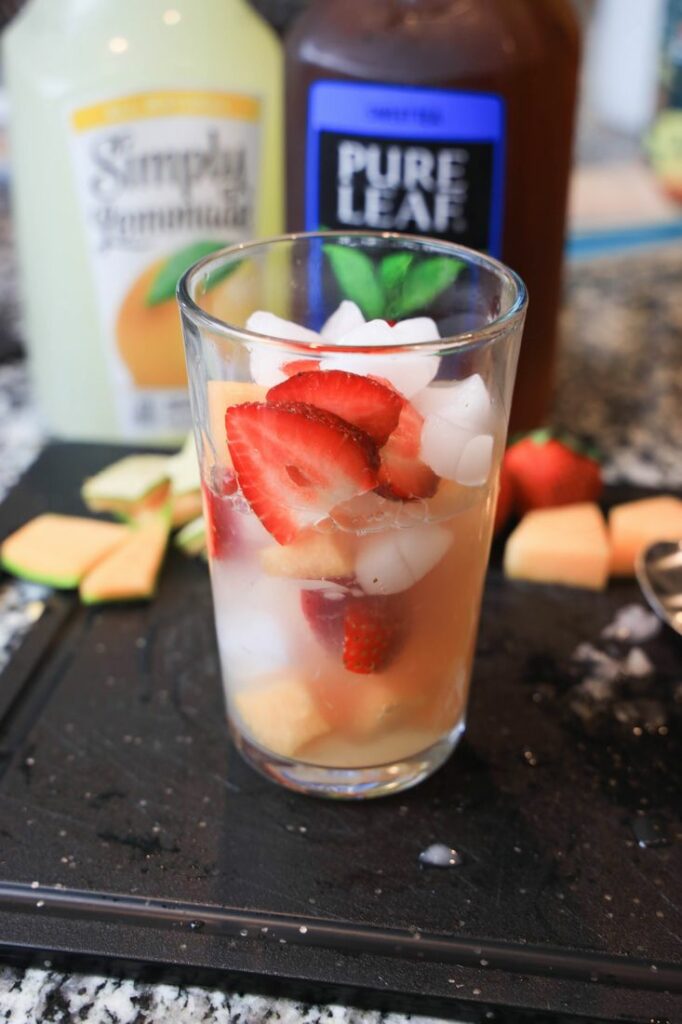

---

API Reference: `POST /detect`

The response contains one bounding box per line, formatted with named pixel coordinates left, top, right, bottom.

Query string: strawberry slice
left=282, top=358, right=320, bottom=377
left=225, top=402, right=379, bottom=545
left=202, top=468, right=237, bottom=559
left=301, top=589, right=404, bottom=674
left=343, top=595, right=404, bottom=674
left=268, top=370, right=403, bottom=446
left=300, top=588, right=348, bottom=651
left=376, top=400, right=438, bottom=500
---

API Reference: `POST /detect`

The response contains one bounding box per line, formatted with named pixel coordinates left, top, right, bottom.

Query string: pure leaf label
left=146, top=240, right=229, bottom=307
left=322, top=244, right=384, bottom=320
left=325, top=244, right=464, bottom=321
left=391, top=256, right=465, bottom=318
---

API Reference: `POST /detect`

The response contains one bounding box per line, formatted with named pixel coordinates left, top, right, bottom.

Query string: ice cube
left=413, top=375, right=493, bottom=431
left=391, top=317, right=440, bottom=343
left=339, top=318, right=395, bottom=346
left=356, top=524, right=452, bottom=595
left=456, top=434, right=493, bottom=487
left=420, top=414, right=473, bottom=481
left=325, top=352, right=438, bottom=398
left=247, top=312, right=321, bottom=387
left=320, top=300, right=365, bottom=341
left=246, top=311, right=321, bottom=344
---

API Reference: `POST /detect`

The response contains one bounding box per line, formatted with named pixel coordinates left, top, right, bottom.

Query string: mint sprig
left=324, top=244, right=464, bottom=321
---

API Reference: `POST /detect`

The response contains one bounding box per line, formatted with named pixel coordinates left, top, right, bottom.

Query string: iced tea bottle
left=284, top=0, right=579, bottom=430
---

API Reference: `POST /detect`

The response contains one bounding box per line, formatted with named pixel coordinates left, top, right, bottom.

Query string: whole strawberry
left=503, top=430, right=602, bottom=514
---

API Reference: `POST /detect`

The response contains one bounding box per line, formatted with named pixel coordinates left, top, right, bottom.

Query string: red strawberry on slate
left=202, top=468, right=237, bottom=559
left=301, top=588, right=404, bottom=674
left=504, top=430, right=603, bottom=514
left=268, top=370, right=403, bottom=447
left=225, top=401, right=379, bottom=545
left=376, top=400, right=438, bottom=501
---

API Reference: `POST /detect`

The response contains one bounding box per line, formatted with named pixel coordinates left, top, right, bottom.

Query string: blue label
left=305, top=81, right=506, bottom=256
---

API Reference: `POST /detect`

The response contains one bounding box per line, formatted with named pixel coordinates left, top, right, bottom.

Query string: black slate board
left=0, top=442, right=679, bottom=1023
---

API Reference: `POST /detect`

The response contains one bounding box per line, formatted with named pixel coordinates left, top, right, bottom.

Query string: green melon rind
left=81, top=455, right=171, bottom=505
left=0, top=553, right=80, bottom=589
left=174, top=515, right=206, bottom=556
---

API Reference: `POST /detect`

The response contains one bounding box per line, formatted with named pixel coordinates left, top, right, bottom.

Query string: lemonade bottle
left=4, top=0, right=283, bottom=442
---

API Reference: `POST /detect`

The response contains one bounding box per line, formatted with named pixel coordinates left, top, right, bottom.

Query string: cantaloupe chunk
left=232, top=673, right=330, bottom=757
left=259, top=531, right=354, bottom=579
left=170, top=489, right=204, bottom=528
left=207, top=380, right=267, bottom=467
left=79, top=511, right=170, bottom=604
left=504, top=503, right=610, bottom=590
left=1, top=514, right=129, bottom=588
left=82, top=455, right=170, bottom=519
left=608, top=495, right=682, bottom=576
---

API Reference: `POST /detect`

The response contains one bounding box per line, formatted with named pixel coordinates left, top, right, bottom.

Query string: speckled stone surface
left=0, top=244, right=680, bottom=1022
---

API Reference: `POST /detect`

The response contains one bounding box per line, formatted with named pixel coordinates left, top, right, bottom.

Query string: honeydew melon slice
left=82, top=455, right=170, bottom=519
left=1, top=514, right=129, bottom=588
left=79, top=508, right=171, bottom=604
left=166, top=433, right=201, bottom=496
left=174, top=515, right=206, bottom=557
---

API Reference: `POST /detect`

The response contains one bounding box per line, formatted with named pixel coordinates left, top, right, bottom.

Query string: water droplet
left=631, top=816, right=670, bottom=849
left=188, top=920, right=205, bottom=932
left=299, top=925, right=308, bottom=934
left=522, top=749, right=538, bottom=767
left=472, top=987, right=482, bottom=996
left=239, top=928, right=248, bottom=937
left=30, top=881, right=39, bottom=889
left=480, top=958, right=489, bottom=966
left=418, top=843, right=462, bottom=868
left=35, top=900, right=45, bottom=908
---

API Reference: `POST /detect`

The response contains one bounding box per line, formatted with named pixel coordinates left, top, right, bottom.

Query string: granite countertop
left=0, top=243, right=681, bottom=1023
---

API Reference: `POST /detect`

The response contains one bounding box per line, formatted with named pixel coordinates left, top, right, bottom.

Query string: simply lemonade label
left=68, top=90, right=261, bottom=438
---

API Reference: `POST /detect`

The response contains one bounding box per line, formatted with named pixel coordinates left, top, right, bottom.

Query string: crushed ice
left=418, top=843, right=463, bottom=868
left=601, top=604, right=661, bottom=643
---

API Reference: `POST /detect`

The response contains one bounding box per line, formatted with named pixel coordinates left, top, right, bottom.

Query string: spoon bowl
left=635, top=540, right=682, bottom=637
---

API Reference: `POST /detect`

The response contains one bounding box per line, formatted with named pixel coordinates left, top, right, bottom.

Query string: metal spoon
left=635, top=540, right=682, bottom=637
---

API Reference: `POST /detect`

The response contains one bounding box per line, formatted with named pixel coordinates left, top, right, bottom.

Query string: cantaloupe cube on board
left=608, top=495, right=682, bottom=576
left=79, top=511, right=170, bottom=604
left=207, top=380, right=267, bottom=467
left=504, top=503, right=610, bottom=591
left=232, top=673, right=330, bottom=758
left=259, top=530, right=354, bottom=579
left=82, top=455, right=170, bottom=519
left=1, top=514, right=129, bottom=589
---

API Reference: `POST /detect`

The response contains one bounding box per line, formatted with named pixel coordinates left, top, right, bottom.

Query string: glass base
left=232, top=718, right=466, bottom=800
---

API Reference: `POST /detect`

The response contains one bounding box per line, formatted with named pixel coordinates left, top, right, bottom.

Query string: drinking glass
left=178, top=231, right=527, bottom=798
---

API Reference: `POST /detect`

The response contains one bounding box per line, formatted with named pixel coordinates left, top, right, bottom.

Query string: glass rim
left=177, top=229, right=528, bottom=356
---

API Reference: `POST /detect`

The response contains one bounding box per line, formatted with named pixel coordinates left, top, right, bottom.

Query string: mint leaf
left=391, top=256, right=465, bottom=318
left=146, top=240, right=229, bottom=306
left=379, top=252, right=414, bottom=295
left=323, top=243, right=384, bottom=319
